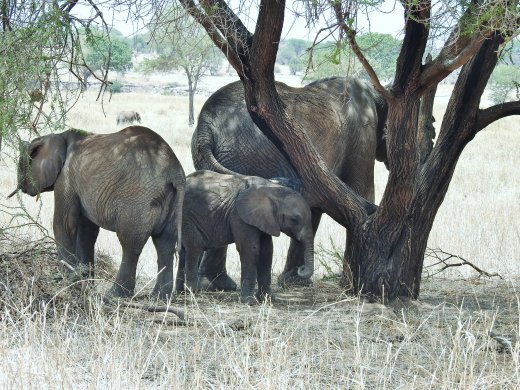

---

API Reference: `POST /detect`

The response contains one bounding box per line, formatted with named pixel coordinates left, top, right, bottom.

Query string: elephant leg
left=278, top=208, right=322, bottom=287
left=76, top=216, right=100, bottom=278
left=234, top=228, right=261, bottom=305
left=151, top=229, right=177, bottom=299
left=255, top=234, right=273, bottom=302
left=183, top=245, right=204, bottom=293
left=107, top=234, right=147, bottom=298
left=53, top=201, right=80, bottom=270
left=197, top=247, right=237, bottom=291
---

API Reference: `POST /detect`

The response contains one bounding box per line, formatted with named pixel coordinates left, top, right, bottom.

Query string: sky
left=77, top=1, right=406, bottom=40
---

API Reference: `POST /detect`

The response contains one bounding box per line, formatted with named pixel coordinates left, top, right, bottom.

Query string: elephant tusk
left=7, top=188, right=18, bottom=198
left=36, top=193, right=41, bottom=202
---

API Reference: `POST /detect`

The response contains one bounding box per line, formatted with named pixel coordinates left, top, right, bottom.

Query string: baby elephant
left=116, top=110, right=141, bottom=125
left=176, top=170, right=314, bottom=304
left=9, top=126, right=185, bottom=298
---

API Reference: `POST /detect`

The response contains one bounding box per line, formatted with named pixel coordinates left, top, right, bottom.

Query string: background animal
left=176, top=171, right=314, bottom=304
left=10, top=126, right=185, bottom=298
left=116, top=110, right=141, bottom=125
left=191, top=76, right=388, bottom=290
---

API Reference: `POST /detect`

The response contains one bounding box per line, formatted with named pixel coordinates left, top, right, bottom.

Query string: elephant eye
left=291, top=216, right=300, bottom=225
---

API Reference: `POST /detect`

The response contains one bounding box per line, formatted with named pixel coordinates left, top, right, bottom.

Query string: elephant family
left=191, top=77, right=388, bottom=289
left=116, top=110, right=141, bottom=125
left=176, top=171, right=314, bottom=304
left=9, top=126, right=186, bottom=298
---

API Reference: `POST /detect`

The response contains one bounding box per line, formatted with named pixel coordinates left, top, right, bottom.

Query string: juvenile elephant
left=176, top=171, right=314, bottom=304
left=9, top=126, right=186, bottom=298
left=116, top=110, right=141, bottom=125
left=191, top=77, right=388, bottom=290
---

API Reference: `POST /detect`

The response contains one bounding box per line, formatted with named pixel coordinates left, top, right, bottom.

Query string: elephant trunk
left=297, top=236, right=314, bottom=279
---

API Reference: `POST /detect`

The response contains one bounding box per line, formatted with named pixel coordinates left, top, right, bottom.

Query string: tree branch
left=251, top=0, right=284, bottom=79
left=419, top=32, right=486, bottom=93
left=393, top=0, right=430, bottom=93
left=331, top=2, right=392, bottom=101
left=180, top=0, right=252, bottom=75
left=477, top=100, right=520, bottom=131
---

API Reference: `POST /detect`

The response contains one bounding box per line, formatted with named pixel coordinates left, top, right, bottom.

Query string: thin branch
left=116, top=301, right=187, bottom=321
left=425, top=248, right=503, bottom=278
left=60, top=0, right=79, bottom=14
left=477, top=100, right=520, bottom=131
left=331, top=2, right=391, bottom=101
left=419, top=33, right=487, bottom=93
left=179, top=0, right=241, bottom=69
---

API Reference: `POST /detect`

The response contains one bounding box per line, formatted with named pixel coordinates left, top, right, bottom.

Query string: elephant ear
left=236, top=186, right=281, bottom=237
left=25, top=134, right=67, bottom=195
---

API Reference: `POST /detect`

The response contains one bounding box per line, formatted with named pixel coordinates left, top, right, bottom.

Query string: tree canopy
left=81, top=28, right=133, bottom=86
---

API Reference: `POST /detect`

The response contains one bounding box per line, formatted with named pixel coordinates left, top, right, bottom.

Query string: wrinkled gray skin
left=116, top=110, right=141, bottom=125
left=192, top=77, right=388, bottom=290
left=176, top=171, right=314, bottom=305
left=10, top=126, right=185, bottom=298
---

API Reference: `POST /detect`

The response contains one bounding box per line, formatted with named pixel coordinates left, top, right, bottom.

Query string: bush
left=109, top=80, right=123, bottom=93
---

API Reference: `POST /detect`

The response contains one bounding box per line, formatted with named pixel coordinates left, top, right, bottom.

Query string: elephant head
left=235, top=185, right=314, bottom=279
left=10, top=134, right=67, bottom=197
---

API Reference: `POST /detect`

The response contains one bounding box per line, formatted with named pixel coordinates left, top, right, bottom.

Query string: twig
left=425, top=247, right=503, bottom=279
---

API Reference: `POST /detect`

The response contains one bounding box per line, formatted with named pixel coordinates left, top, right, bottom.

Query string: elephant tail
left=191, top=122, right=240, bottom=175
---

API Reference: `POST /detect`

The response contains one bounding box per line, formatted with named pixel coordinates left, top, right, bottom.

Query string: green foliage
left=305, top=33, right=401, bottom=82
left=488, top=64, right=520, bottom=104
left=109, top=80, right=124, bottom=94
left=144, top=6, right=223, bottom=125
left=0, top=4, right=85, bottom=150
left=277, top=39, right=309, bottom=74
left=83, top=29, right=133, bottom=76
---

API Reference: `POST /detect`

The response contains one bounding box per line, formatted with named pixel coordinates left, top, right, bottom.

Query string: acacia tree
left=176, top=0, right=520, bottom=301
left=142, top=7, right=222, bottom=125
left=0, top=1, right=112, bottom=154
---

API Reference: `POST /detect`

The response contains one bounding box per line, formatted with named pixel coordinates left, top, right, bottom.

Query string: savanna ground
left=0, top=71, right=519, bottom=388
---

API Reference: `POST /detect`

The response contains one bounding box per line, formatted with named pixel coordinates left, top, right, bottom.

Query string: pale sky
left=80, top=1, right=405, bottom=40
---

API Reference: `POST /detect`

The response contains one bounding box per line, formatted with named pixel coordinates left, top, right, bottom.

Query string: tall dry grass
left=0, top=82, right=519, bottom=388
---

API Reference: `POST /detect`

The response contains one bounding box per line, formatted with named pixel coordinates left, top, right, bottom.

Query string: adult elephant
left=9, top=126, right=185, bottom=298
left=191, top=76, right=388, bottom=290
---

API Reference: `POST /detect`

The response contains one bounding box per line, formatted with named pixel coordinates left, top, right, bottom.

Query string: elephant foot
left=278, top=269, right=313, bottom=288
left=198, top=272, right=237, bottom=291
left=106, top=283, right=134, bottom=299
left=151, top=285, right=173, bottom=300
left=174, top=277, right=185, bottom=293
left=240, top=295, right=259, bottom=305
left=255, top=290, right=273, bottom=303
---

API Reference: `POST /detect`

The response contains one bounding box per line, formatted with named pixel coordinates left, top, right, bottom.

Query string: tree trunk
left=187, top=72, right=194, bottom=126
left=348, top=33, right=507, bottom=301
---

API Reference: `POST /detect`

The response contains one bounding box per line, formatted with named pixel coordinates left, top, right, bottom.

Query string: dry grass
left=0, top=79, right=519, bottom=388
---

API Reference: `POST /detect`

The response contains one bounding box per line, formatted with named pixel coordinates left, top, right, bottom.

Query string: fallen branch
left=122, top=301, right=187, bottom=321
left=424, top=247, right=503, bottom=279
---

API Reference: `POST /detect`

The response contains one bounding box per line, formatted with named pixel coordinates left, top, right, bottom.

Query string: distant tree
left=131, top=33, right=150, bottom=54
left=488, top=39, right=520, bottom=104
left=305, top=33, right=401, bottom=82
left=140, top=7, right=222, bottom=126
left=488, top=65, right=520, bottom=104
left=82, top=28, right=133, bottom=87
left=277, top=39, right=309, bottom=74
